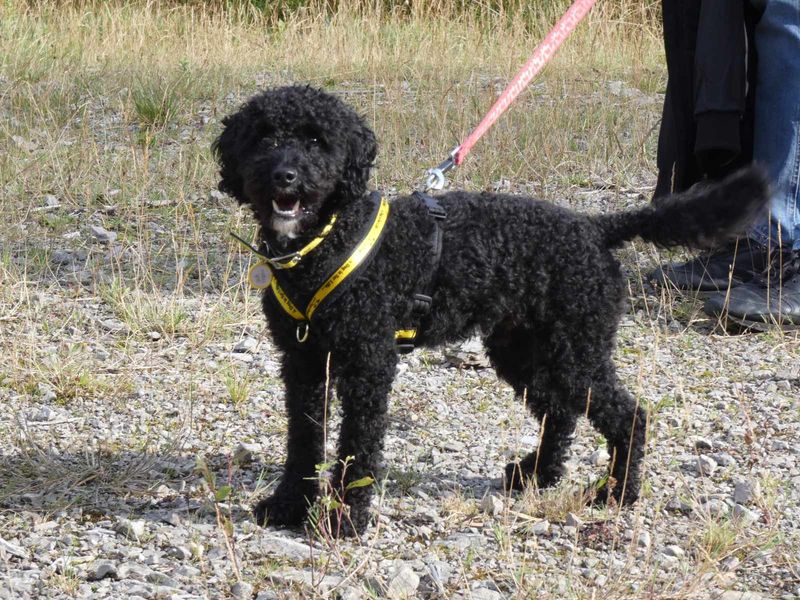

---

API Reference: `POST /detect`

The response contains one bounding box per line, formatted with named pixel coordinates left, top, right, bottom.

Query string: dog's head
left=212, top=85, right=377, bottom=239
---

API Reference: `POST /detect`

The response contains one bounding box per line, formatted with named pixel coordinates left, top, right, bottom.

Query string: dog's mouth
left=272, top=198, right=302, bottom=220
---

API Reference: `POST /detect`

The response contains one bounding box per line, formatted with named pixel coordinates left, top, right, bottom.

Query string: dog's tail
left=596, top=166, right=769, bottom=250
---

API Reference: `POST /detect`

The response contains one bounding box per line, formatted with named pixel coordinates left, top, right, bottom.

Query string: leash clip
left=425, top=146, right=459, bottom=191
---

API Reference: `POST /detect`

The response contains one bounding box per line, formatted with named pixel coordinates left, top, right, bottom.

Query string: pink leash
left=425, top=0, right=598, bottom=190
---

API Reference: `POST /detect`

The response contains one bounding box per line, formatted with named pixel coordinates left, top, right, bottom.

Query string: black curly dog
left=214, top=85, right=768, bottom=535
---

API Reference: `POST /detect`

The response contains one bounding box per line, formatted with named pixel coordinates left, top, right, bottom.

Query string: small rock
left=693, top=437, right=714, bottom=451
left=165, top=546, right=192, bottom=560
left=470, top=588, right=503, bottom=600
left=701, top=498, right=729, bottom=517
left=0, top=537, right=28, bottom=559
left=565, top=512, right=584, bottom=528
left=44, top=194, right=60, bottom=208
left=31, top=405, right=57, bottom=421
left=717, top=592, right=768, bottom=600
left=637, top=531, right=651, bottom=549
left=89, top=225, right=117, bottom=243
left=233, top=442, right=260, bottom=466
left=665, top=497, right=693, bottom=514
left=710, top=452, right=737, bottom=468
left=98, top=319, right=130, bottom=335
left=386, top=565, right=419, bottom=599
left=231, top=581, right=254, bottom=599
left=233, top=337, right=258, bottom=353
left=115, top=518, right=146, bottom=540
left=696, top=455, right=718, bottom=476
left=51, top=250, right=73, bottom=266
left=530, top=520, right=550, bottom=535
left=209, top=190, right=227, bottom=201
left=589, top=449, right=610, bottom=467
left=662, top=545, right=684, bottom=558
left=147, top=331, right=162, bottom=341
left=733, top=480, right=760, bottom=505
left=12, top=135, right=38, bottom=152
left=86, top=561, right=118, bottom=581
left=732, top=504, right=760, bottom=525
left=253, top=536, right=313, bottom=561
left=479, top=494, right=503, bottom=516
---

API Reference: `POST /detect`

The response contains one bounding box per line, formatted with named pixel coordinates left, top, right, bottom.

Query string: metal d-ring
left=296, top=322, right=310, bottom=343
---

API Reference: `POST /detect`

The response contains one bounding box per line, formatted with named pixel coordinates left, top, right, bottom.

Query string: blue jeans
left=750, top=0, right=800, bottom=252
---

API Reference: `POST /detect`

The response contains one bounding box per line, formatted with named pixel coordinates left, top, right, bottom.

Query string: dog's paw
left=503, top=457, right=564, bottom=492
left=587, top=476, right=639, bottom=507
left=253, top=494, right=309, bottom=528
left=318, top=504, right=371, bottom=538
left=504, top=460, right=533, bottom=491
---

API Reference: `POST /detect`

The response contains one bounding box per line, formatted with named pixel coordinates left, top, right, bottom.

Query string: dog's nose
left=272, top=167, right=298, bottom=188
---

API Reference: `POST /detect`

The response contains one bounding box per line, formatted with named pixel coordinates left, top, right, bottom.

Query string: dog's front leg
left=326, top=342, right=397, bottom=536
left=254, top=347, right=329, bottom=528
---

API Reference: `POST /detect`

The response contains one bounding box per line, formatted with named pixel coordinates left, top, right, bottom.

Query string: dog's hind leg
left=254, top=348, right=329, bottom=528
left=485, top=323, right=578, bottom=492
left=584, top=363, right=647, bottom=506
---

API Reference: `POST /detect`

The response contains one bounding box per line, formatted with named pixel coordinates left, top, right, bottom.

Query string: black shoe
left=650, top=240, right=769, bottom=295
left=704, top=249, right=800, bottom=327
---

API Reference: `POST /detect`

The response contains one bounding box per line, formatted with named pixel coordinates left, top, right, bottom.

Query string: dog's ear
left=338, top=118, right=377, bottom=200
left=212, top=110, right=248, bottom=204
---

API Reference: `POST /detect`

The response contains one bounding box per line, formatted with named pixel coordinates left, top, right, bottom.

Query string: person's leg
left=749, top=0, right=800, bottom=253
left=705, top=0, right=800, bottom=326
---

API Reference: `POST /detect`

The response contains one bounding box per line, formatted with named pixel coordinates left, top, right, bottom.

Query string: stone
left=31, top=405, right=57, bottom=421
left=0, top=538, right=27, bottom=559
left=233, top=442, right=260, bottom=466
left=637, top=531, right=651, bottom=549
left=565, top=512, right=584, bottom=528
left=90, top=225, right=117, bottom=243
left=696, top=455, right=718, bottom=476
left=115, top=518, right=146, bottom=540
left=710, top=452, right=737, bottom=468
left=470, top=588, right=503, bottom=600
left=479, top=494, right=503, bottom=516
left=165, top=546, right=191, bottom=560
left=530, top=520, right=550, bottom=535
left=662, top=545, right=684, bottom=558
left=51, top=250, right=73, bottom=266
left=701, top=499, right=729, bottom=517
left=732, top=504, right=760, bottom=525
left=589, top=449, right=610, bottom=466
left=386, top=565, right=419, bottom=599
left=693, top=437, right=714, bottom=451
left=733, top=480, right=760, bottom=505
left=231, top=581, right=254, bottom=599
left=86, top=561, right=118, bottom=581
left=233, top=337, right=258, bottom=353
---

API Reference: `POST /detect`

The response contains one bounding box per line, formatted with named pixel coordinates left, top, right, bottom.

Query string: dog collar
left=238, top=193, right=390, bottom=343
left=230, top=212, right=338, bottom=272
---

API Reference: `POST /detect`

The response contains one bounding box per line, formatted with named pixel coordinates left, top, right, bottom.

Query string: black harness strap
left=396, top=191, right=446, bottom=354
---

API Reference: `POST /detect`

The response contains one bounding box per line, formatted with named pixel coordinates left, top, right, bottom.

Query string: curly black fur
left=214, top=85, right=769, bottom=536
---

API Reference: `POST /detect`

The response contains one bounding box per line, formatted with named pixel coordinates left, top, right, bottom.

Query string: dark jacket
left=654, top=0, right=761, bottom=199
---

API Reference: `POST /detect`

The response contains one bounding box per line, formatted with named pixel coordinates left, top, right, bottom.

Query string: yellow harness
left=234, top=196, right=413, bottom=344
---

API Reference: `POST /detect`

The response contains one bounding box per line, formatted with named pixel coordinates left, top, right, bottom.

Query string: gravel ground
left=1, top=193, right=799, bottom=599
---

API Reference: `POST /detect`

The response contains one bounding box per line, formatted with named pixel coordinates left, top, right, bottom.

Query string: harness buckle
left=412, top=293, right=432, bottom=315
